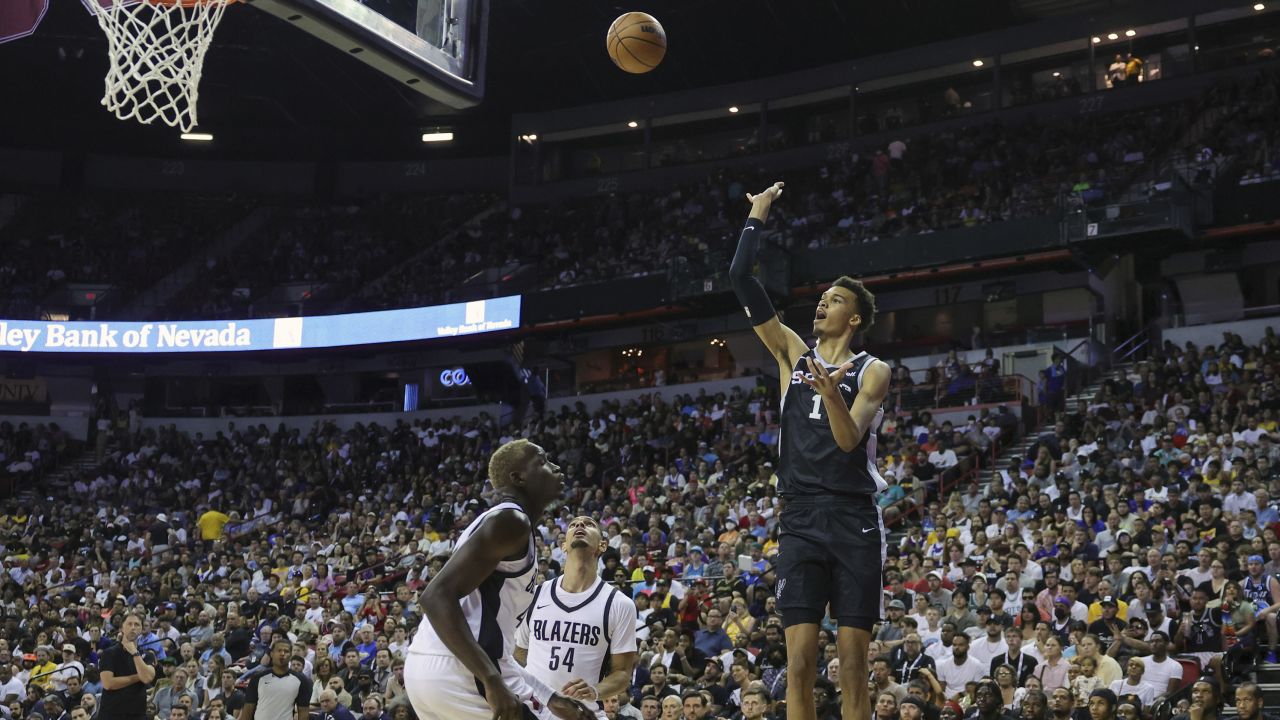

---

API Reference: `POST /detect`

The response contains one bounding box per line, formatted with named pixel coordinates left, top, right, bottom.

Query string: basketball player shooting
left=729, top=181, right=891, bottom=720
left=406, top=439, right=595, bottom=720
left=513, top=516, right=638, bottom=720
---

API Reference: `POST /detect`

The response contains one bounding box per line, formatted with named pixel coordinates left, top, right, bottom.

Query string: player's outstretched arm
left=731, top=182, right=808, bottom=369
left=420, top=508, right=531, bottom=720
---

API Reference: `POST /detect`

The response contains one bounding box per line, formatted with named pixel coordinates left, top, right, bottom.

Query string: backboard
left=0, top=1, right=49, bottom=44
left=249, top=0, right=488, bottom=109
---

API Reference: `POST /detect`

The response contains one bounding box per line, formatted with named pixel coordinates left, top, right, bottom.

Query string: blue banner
left=0, top=296, right=521, bottom=353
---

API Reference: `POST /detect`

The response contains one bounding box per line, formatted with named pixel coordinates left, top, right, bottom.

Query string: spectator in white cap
left=50, top=645, right=82, bottom=693
left=146, top=512, right=173, bottom=562
left=632, top=565, right=657, bottom=598
left=923, top=571, right=953, bottom=608
left=878, top=600, right=908, bottom=647
left=683, top=546, right=707, bottom=579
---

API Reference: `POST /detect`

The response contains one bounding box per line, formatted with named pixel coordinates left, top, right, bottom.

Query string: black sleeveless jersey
left=778, top=347, right=887, bottom=498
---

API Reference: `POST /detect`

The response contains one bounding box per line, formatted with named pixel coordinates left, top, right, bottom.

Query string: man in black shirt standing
left=99, top=613, right=156, bottom=720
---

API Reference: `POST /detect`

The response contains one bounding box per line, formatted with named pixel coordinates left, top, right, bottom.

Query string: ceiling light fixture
left=1125, top=29, right=1136, bottom=37
left=627, top=121, right=639, bottom=128
left=1092, top=36, right=1101, bottom=44
left=1107, top=32, right=1119, bottom=40
left=1255, top=3, right=1265, bottom=11
left=728, top=106, right=739, bottom=113
left=180, top=132, right=213, bottom=142
left=421, top=131, right=453, bottom=143
left=972, top=59, right=984, bottom=67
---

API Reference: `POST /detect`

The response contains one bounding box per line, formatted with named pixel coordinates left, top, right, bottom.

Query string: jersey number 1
left=809, top=395, right=823, bottom=420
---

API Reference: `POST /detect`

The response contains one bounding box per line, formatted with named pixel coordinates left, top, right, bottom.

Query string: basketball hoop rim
left=81, top=0, right=241, bottom=13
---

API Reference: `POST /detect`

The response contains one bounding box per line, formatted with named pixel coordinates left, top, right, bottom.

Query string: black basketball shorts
left=774, top=494, right=886, bottom=630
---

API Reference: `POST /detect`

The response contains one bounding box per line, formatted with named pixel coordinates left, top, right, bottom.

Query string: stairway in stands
left=886, top=369, right=1116, bottom=546
left=118, top=206, right=273, bottom=319
left=1247, top=661, right=1280, bottom=711
left=15, top=446, right=98, bottom=504
left=984, top=369, right=1119, bottom=484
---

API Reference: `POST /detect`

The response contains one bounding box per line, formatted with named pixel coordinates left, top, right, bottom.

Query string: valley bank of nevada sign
left=0, top=296, right=521, bottom=353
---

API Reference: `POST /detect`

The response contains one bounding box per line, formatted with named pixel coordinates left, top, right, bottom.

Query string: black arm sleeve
left=728, top=219, right=777, bottom=327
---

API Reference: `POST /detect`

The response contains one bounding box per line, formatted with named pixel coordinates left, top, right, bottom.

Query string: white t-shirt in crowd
left=1138, top=655, right=1182, bottom=697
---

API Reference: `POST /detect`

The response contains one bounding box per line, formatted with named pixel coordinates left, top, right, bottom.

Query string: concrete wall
left=1162, top=317, right=1279, bottom=349
left=138, top=403, right=507, bottom=436
left=919, top=401, right=1022, bottom=428
left=544, top=376, right=761, bottom=414
left=895, top=338, right=1088, bottom=376
left=0, top=414, right=90, bottom=441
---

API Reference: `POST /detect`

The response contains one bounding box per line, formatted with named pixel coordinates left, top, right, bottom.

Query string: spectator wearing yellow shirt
left=1086, top=591, right=1129, bottom=625
left=1124, top=53, right=1143, bottom=84
left=1202, top=460, right=1225, bottom=489
left=196, top=508, right=231, bottom=541
left=27, top=647, right=57, bottom=691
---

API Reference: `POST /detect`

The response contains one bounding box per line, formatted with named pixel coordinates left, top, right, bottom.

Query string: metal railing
left=881, top=429, right=1005, bottom=530
left=885, top=365, right=1037, bottom=416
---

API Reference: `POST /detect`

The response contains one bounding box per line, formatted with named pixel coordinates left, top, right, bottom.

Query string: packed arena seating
left=0, top=195, right=251, bottom=320
left=2, top=75, right=1233, bottom=322
left=1, top=327, right=1277, bottom=720
left=358, top=95, right=1194, bottom=313
left=164, top=194, right=493, bottom=321
left=1216, top=71, right=1280, bottom=186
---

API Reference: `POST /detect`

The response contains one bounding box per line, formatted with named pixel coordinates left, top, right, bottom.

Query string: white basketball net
left=84, top=0, right=233, bottom=132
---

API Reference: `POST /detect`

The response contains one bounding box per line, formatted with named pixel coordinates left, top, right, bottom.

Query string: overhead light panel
left=1092, top=36, right=1102, bottom=43
left=627, top=120, right=639, bottom=128
left=1052, top=71, right=1061, bottom=77
left=421, top=131, right=454, bottom=143
left=1107, top=32, right=1119, bottom=40
left=728, top=106, right=739, bottom=113
left=180, top=132, right=213, bottom=142
left=1125, top=29, right=1136, bottom=37
left=1255, top=3, right=1265, bottom=11
left=972, top=59, right=985, bottom=67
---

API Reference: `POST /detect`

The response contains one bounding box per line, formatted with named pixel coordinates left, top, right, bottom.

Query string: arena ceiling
left=0, top=0, right=1107, bottom=159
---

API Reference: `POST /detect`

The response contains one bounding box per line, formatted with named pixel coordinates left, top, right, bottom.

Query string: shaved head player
left=407, top=439, right=594, bottom=720
left=728, top=181, right=891, bottom=720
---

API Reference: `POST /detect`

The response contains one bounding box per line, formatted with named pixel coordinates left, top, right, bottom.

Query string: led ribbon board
left=0, top=296, right=520, bottom=353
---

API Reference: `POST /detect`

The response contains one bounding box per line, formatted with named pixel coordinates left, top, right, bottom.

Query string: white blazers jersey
left=410, top=502, right=538, bottom=661
left=514, top=576, right=637, bottom=709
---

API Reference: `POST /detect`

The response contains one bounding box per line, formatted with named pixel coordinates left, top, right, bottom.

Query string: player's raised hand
left=548, top=692, right=597, bottom=720
left=803, top=357, right=853, bottom=399
left=559, top=679, right=596, bottom=702
left=746, top=181, right=784, bottom=204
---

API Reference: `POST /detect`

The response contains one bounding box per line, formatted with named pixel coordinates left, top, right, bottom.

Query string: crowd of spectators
left=1208, top=70, right=1280, bottom=187
left=5, top=73, right=1260, bottom=324
left=357, top=95, right=1193, bottom=313
left=166, top=194, right=492, bottom=321
left=7, top=67, right=1279, bottom=327
left=0, top=325, right=1275, bottom=720
left=0, top=194, right=250, bottom=320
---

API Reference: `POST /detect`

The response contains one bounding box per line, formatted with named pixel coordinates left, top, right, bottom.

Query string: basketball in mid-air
left=607, top=12, right=666, bottom=74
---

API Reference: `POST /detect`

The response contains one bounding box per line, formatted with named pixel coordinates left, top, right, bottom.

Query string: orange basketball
left=607, top=12, right=666, bottom=74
